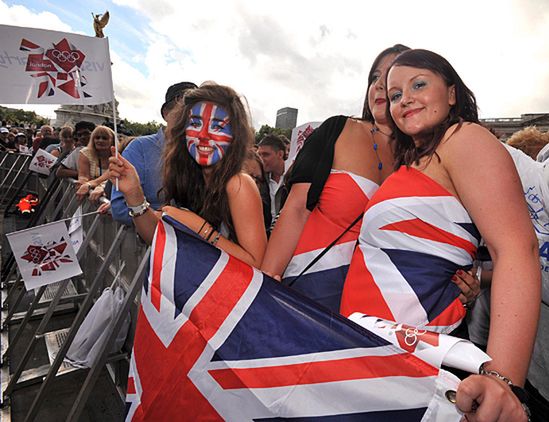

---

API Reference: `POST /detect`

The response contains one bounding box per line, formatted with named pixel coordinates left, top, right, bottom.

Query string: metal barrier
left=0, top=150, right=148, bottom=421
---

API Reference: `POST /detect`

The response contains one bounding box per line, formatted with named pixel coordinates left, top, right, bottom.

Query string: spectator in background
left=506, top=126, right=549, bottom=160
left=31, top=124, right=53, bottom=153
left=0, top=127, right=14, bottom=151
left=110, top=81, right=198, bottom=225
left=56, top=121, right=95, bottom=179
left=75, top=125, right=115, bottom=203
left=257, top=134, right=288, bottom=226
left=244, top=149, right=272, bottom=234
left=51, top=126, right=75, bottom=159
left=14, top=133, right=28, bottom=153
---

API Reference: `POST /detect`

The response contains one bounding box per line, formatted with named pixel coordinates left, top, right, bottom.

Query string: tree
left=254, top=124, right=292, bottom=144
left=120, top=119, right=162, bottom=136
left=0, top=106, right=48, bottom=128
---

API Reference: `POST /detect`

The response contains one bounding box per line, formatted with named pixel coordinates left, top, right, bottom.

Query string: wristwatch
left=128, top=199, right=150, bottom=218
left=510, top=385, right=532, bottom=421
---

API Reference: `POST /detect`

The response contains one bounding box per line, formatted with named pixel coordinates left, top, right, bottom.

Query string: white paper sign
left=29, top=148, right=56, bottom=175
left=6, top=220, right=82, bottom=290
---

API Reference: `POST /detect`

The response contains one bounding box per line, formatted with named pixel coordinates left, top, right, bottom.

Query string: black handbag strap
left=288, top=213, right=364, bottom=287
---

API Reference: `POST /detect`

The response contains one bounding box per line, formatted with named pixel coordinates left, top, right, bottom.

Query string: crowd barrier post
left=0, top=153, right=25, bottom=189
left=0, top=155, right=32, bottom=205
left=1, top=209, right=103, bottom=395
left=66, top=246, right=150, bottom=422
left=20, top=225, right=128, bottom=421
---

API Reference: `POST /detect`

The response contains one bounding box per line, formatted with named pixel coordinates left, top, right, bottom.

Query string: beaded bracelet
left=210, top=232, right=221, bottom=246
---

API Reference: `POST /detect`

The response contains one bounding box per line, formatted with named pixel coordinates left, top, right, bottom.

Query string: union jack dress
left=282, top=169, right=378, bottom=312
left=340, top=166, right=481, bottom=333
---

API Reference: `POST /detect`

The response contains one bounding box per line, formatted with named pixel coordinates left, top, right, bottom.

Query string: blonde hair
left=86, top=125, right=115, bottom=159
left=506, top=126, right=549, bottom=159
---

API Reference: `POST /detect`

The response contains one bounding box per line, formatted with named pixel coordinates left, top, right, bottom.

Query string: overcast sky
left=1, top=0, right=549, bottom=128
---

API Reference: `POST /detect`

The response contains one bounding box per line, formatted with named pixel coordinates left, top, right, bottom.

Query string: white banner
left=29, top=148, right=56, bottom=175
left=6, top=221, right=82, bottom=290
left=349, top=313, right=491, bottom=374
left=0, top=24, right=113, bottom=105
left=286, top=121, right=321, bottom=167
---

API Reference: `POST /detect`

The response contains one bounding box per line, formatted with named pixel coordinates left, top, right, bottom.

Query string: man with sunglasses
left=56, top=121, right=96, bottom=179
left=111, top=81, right=198, bottom=225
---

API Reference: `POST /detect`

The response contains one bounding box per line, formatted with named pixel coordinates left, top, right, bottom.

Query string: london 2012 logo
left=19, top=37, right=91, bottom=99
left=20, top=237, right=74, bottom=277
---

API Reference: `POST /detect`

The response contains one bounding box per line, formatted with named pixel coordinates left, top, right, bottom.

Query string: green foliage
left=120, top=119, right=162, bottom=136
left=254, top=124, right=292, bottom=144
left=0, top=106, right=48, bottom=127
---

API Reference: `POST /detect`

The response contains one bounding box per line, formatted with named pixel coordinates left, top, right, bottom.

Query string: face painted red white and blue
left=185, top=101, right=233, bottom=167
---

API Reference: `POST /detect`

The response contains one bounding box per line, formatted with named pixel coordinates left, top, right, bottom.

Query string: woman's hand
left=75, top=183, right=91, bottom=202
left=89, top=185, right=105, bottom=203
left=97, top=201, right=111, bottom=215
left=456, top=375, right=528, bottom=422
left=452, top=269, right=481, bottom=305
left=108, top=147, right=143, bottom=204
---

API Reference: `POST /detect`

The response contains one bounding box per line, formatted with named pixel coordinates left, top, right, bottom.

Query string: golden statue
left=92, top=11, right=110, bottom=38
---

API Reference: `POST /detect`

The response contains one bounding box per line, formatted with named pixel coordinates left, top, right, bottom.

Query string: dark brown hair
left=162, top=83, right=253, bottom=240
left=387, top=49, right=480, bottom=168
left=362, top=44, right=411, bottom=122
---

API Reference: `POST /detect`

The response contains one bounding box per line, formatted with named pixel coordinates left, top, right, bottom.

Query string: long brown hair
left=162, top=83, right=253, bottom=240
left=387, top=49, right=480, bottom=168
left=362, top=44, right=410, bottom=122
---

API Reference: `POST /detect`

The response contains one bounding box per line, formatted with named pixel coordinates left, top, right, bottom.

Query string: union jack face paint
left=185, top=102, right=233, bottom=166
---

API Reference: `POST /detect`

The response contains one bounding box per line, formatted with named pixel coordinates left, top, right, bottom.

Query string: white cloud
left=2, top=0, right=549, bottom=127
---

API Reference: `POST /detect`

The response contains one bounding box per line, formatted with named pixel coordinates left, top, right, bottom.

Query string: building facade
left=481, top=113, right=549, bottom=141
left=275, top=107, right=298, bottom=130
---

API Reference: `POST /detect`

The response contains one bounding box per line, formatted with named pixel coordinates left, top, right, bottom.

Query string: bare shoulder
left=442, top=122, right=507, bottom=158
left=226, top=172, right=258, bottom=197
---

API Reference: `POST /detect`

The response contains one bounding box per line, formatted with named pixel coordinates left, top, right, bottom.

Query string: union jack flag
left=125, top=215, right=462, bottom=421
left=185, top=102, right=233, bottom=166
left=341, top=166, right=481, bottom=333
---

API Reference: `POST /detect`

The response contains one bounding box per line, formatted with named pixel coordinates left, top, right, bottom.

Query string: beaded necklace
left=370, top=125, right=388, bottom=172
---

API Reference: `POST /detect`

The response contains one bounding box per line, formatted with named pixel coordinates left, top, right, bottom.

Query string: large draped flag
left=125, top=215, right=464, bottom=421
left=0, top=24, right=113, bottom=104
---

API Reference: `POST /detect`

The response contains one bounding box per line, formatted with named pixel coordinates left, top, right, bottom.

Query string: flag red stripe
left=380, top=218, right=476, bottom=257
left=127, top=377, right=136, bottom=394
left=208, top=353, right=438, bottom=389
left=151, top=221, right=166, bottom=311
left=340, top=248, right=395, bottom=320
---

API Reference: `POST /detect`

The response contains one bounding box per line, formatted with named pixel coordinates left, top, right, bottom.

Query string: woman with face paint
left=109, top=83, right=267, bottom=267
left=342, top=49, right=538, bottom=422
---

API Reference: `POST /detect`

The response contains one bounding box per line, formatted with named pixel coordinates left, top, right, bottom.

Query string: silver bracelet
left=128, top=199, right=150, bottom=218
left=479, top=363, right=513, bottom=385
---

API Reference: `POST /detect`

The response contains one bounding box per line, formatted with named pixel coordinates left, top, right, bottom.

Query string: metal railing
left=0, top=150, right=148, bottom=421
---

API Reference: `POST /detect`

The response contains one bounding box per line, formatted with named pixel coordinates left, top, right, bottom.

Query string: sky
left=1, top=0, right=549, bottom=129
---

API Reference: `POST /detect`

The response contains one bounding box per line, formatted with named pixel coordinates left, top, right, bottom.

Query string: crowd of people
left=2, top=45, right=548, bottom=422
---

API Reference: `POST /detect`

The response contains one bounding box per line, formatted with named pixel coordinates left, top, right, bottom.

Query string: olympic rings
left=51, top=49, right=80, bottom=63
left=403, top=327, right=427, bottom=347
